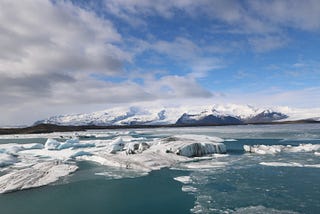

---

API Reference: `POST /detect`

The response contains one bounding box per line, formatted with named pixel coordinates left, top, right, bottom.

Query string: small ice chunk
left=233, top=205, right=299, bottom=214
left=65, top=138, right=79, bottom=144
left=0, top=153, right=18, bottom=167
left=5, top=146, right=23, bottom=155
left=71, top=151, right=92, bottom=158
left=56, top=138, right=79, bottom=150
left=125, top=142, right=139, bottom=154
left=174, top=176, right=192, bottom=184
left=181, top=185, right=197, bottom=192
left=138, top=142, right=150, bottom=152
left=23, top=143, right=44, bottom=150
left=110, top=137, right=125, bottom=154
left=45, top=139, right=61, bottom=150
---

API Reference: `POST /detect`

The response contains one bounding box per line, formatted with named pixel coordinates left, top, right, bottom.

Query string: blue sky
left=0, top=0, right=320, bottom=125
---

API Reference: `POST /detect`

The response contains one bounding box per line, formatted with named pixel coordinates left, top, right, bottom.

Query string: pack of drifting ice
left=0, top=134, right=226, bottom=193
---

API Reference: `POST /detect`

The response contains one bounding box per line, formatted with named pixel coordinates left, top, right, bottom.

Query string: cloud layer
left=1, top=0, right=319, bottom=125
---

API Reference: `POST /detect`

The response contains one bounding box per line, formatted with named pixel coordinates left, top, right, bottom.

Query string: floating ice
left=233, top=205, right=299, bottom=214
left=109, top=137, right=125, bottom=154
left=260, top=162, right=320, bottom=168
left=0, top=133, right=228, bottom=193
left=45, top=138, right=60, bottom=150
left=44, top=138, right=94, bottom=151
left=163, top=135, right=226, bottom=157
left=71, top=151, right=92, bottom=158
left=179, top=160, right=228, bottom=170
left=23, top=143, right=44, bottom=150
left=0, top=161, right=78, bottom=193
left=0, top=153, right=18, bottom=167
left=244, top=144, right=320, bottom=155
left=182, top=185, right=198, bottom=193
left=124, top=142, right=150, bottom=154
left=173, top=176, right=192, bottom=184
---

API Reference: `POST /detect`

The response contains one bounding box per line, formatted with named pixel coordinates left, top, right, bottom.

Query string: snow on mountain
left=35, top=104, right=320, bottom=126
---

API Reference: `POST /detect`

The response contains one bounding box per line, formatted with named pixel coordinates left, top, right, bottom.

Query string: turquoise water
left=0, top=124, right=320, bottom=213
left=0, top=164, right=193, bottom=214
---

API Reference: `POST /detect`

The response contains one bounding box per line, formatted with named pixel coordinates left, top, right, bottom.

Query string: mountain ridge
left=34, top=104, right=320, bottom=126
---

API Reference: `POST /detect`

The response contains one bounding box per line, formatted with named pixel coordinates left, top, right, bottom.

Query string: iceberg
left=45, top=138, right=94, bottom=150
left=23, top=143, right=44, bottom=150
left=45, top=138, right=61, bottom=150
left=109, top=137, right=125, bottom=154
left=125, top=142, right=150, bottom=154
left=70, top=151, right=92, bottom=158
left=0, top=153, right=18, bottom=167
left=0, top=161, right=78, bottom=193
left=260, top=162, right=320, bottom=168
left=0, top=133, right=228, bottom=193
left=162, top=135, right=226, bottom=157
left=173, top=176, right=192, bottom=184
left=243, top=144, right=320, bottom=155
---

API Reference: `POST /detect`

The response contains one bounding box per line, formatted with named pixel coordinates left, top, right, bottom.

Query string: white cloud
left=0, top=0, right=127, bottom=78
left=249, top=35, right=289, bottom=52
left=0, top=0, right=215, bottom=125
left=249, top=0, right=320, bottom=31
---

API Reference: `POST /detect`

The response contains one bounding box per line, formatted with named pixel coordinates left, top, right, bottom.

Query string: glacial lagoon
left=0, top=124, right=319, bottom=214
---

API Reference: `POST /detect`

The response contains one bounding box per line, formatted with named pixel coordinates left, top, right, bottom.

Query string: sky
left=0, top=0, right=320, bottom=126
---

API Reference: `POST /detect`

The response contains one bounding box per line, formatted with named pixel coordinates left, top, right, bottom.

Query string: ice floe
left=232, top=205, right=299, bottom=214
left=0, top=161, right=78, bottom=193
left=0, top=133, right=228, bottom=193
left=243, top=143, right=320, bottom=155
left=161, top=135, right=226, bottom=157
left=260, top=162, right=320, bottom=168
left=182, top=185, right=198, bottom=193
left=173, top=176, right=192, bottom=184
left=0, top=153, right=18, bottom=167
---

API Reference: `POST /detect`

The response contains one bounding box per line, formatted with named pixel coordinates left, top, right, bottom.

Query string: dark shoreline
left=0, top=120, right=319, bottom=135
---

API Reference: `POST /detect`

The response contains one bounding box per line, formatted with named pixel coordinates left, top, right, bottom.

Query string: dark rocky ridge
left=176, top=113, right=243, bottom=125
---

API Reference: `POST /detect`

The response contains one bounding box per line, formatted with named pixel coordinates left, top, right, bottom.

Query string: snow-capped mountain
left=35, top=104, right=320, bottom=126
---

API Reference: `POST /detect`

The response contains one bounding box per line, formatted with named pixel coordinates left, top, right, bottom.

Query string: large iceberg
left=162, top=135, right=226, bottom=157
left=0, top=161, right=78, bottom=194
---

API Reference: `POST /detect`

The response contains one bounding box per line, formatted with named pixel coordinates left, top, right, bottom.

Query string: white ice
left=0, top=133, right=228, bottom=193
left=243, top=144, right=320, bottom=155
left=0, top=153, right=18, bottom=167
left=173, top=176, right=192, bottom=184
left=260, top=162, right=320, bottom=168
left=0, top=161, right=78, bottom=193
